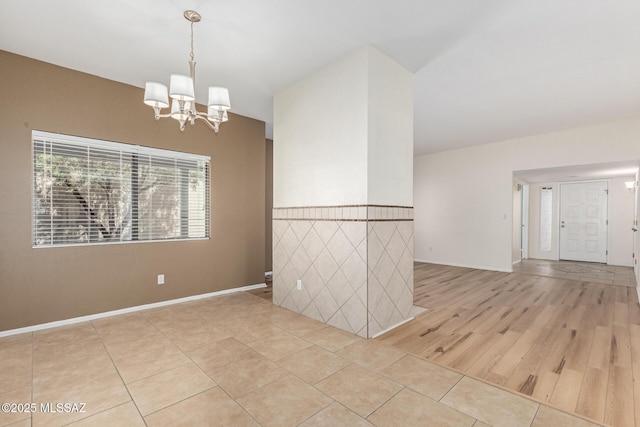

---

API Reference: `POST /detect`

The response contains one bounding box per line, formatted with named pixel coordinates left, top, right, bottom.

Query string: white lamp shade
left=169, top=74, right=195, bottom=101
left=144, top=82, right=169, bottom=108
left=171, top=100, right=191, bottom=120
left=208, top=86, right=231, bottom=110
left=207, top=107, right=229, bottom=122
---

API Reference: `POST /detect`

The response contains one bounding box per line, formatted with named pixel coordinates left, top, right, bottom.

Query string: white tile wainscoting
left=273, top=205, right=414, bottom=338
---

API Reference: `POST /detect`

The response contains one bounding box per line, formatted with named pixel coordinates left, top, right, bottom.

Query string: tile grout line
left=151, top=300, right=331, bottom=415
left=438, top=374, right=465, bottom=403
left=59, top=402, right=142, bottom=427
left=102, top=309, right=220, bottom=421
left=90, top=318, right=148, bottom=425
left=120, top=311, right=224, bottom=420
left=366, top=207, right=369, bottom=340
left=528, top=404, right=542, bottom=427
left=363, top=384, right=406, bottom=422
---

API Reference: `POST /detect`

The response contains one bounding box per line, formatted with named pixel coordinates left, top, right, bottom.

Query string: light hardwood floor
left=514, top=259, right=637, bottom=288
left=377, top=262, right=640, bottom=426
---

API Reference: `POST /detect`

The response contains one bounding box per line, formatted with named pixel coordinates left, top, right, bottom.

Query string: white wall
left=273, top=46, right=413, bottom=207
left=273, top=49, right=369, bottom=207
left=609, top=177, right=636, bottom=266
left=414, top=115, right=640, bottom=272
left=367, top=48, right=413, bottom=206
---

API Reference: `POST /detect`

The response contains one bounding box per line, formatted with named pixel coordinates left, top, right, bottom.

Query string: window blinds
left=32, top=131, right=210, bottom=247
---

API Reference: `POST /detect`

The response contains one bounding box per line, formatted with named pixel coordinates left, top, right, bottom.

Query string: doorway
left=559, top=181, right=608, bottom=263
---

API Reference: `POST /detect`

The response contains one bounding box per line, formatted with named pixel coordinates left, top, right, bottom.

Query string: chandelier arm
left=193, top=115, right=220, bottom=133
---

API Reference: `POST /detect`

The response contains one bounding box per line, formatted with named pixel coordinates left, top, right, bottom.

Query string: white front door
left=559, top=181, right=608, bottom=263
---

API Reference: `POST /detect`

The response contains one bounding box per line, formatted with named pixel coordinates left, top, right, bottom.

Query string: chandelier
left=143, top=10, right=230, bottom=133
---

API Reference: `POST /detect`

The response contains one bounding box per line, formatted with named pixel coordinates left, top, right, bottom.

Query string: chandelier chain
left=190, top=21, right=195, bottom=62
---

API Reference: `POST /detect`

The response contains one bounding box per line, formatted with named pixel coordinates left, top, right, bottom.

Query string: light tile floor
left=0, top=291, right=603, bottom=426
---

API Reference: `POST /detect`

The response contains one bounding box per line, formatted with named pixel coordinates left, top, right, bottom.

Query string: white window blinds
left=33, top=131, right=210, bottom=247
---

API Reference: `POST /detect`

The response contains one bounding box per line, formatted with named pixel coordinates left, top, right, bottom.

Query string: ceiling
left=1, top=1, right=639, bottom=155
left=515, top=161, right=639, bottom=183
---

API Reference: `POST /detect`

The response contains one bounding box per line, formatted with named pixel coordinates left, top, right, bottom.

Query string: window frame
left=31, top=130, right=211, bottom=248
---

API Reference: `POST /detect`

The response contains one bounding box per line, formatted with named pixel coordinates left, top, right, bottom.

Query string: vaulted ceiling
left=1, top=1, right=639, bottom=155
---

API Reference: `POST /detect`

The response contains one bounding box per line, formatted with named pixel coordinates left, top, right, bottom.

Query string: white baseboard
left=608, top=262, right=634, bottom=268
left=414, top=259, right=512, bottom=273
left=512, top=260, right=521, bottom=265
left=371, top=316, right=415, bottom=339
left=0, top=283, right=267, bottom=338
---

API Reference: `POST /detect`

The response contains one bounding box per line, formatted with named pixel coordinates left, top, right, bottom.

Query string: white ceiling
left=1, top=1, right=639, bottom=155
left=515, top=161, right=639, bottom=183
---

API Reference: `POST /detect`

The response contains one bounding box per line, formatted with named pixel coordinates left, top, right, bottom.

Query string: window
left=33, top=131, right=210, bottom=247
left=539, top=186, right=552, bottom=252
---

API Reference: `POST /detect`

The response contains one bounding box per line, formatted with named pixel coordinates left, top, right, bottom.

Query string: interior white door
left=559, top=181, right=608, bottom=263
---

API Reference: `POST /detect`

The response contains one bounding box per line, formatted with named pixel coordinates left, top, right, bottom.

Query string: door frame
left=521, top=184, right=529, bottom=259
left=634, top=175, right=639, bottom=291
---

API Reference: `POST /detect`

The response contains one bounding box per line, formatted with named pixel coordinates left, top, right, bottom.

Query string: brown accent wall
left=0, top=50, right=266, bottom=331
left=265, top=138, right=273, bottom=272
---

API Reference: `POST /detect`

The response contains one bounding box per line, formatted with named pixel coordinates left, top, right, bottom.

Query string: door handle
left=633, top=228, right=638, bottom=232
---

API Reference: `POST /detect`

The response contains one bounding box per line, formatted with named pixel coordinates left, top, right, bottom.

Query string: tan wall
left=0, top=51, right=266, bottom=331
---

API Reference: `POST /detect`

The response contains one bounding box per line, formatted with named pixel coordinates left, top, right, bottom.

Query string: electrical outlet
left=296, top=279, right=302, bottom=290
left=157, top=274, right=165, bottom=285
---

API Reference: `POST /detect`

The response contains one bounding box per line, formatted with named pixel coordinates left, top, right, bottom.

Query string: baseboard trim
left=0, top=283, right=267, bottom=338
left=414, top=259, right=512, bottom=273
left=608, top=262, right=634, bottom=268
left=372, top=316, right=415, bottom=339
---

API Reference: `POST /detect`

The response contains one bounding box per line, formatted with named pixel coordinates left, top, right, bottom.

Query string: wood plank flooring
left=514, top=259, right=637, bottom=288
left=377, top=262, right=640, bottom=427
